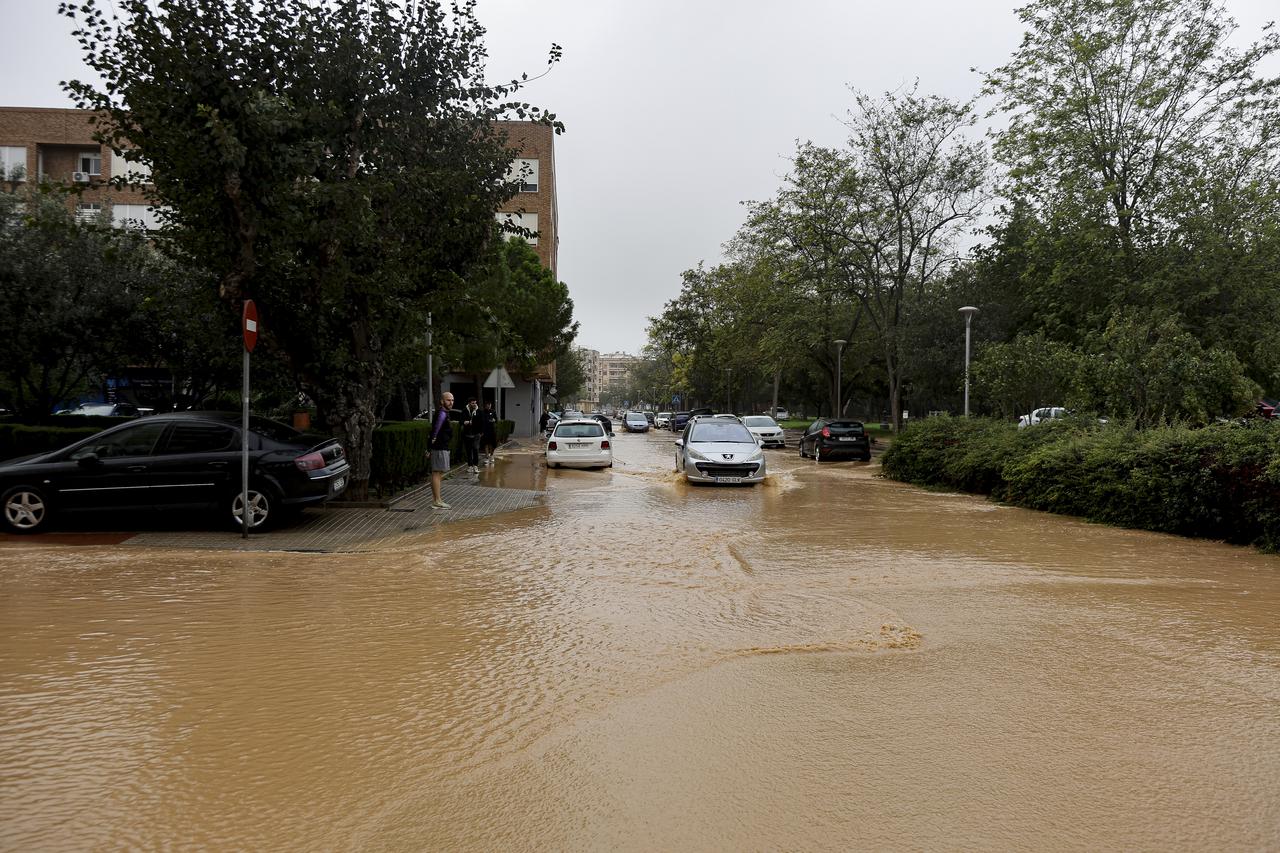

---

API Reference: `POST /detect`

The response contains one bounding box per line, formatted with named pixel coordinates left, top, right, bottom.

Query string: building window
left=112, top=203, right=165, bottom=231
left=110, top=150, right=152, bottom=184
left=496, top=211, right=538, bottom=246
left=78, top=151, right=102, bottom=176
left=507, top=158, right=539, bottom=193
left=76, top=203, right=103, bottom=224
left=0, top=146, right=26, bottom=182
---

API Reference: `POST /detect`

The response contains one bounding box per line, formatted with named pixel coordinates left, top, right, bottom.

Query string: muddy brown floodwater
left=2, top=430, right=1278, bottom=850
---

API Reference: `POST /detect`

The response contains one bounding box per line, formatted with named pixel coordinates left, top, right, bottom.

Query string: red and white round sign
left=242, top=300, right=259, bottom=353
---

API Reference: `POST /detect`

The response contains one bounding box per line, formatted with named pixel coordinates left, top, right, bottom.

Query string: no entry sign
left=243, top=300, right=259, bottom=352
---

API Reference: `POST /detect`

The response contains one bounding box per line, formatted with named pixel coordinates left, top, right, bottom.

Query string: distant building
left=573, top=347, right=601, bottom=411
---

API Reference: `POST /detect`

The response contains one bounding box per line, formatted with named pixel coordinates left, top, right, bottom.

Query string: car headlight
left=686, top=448, right=707, bottom=461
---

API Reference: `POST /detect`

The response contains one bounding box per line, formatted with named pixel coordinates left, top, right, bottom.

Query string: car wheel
left=2, top=485, right=50, bottom=533
left=547, top=461, right=557, bottom=469
left=862, top=451, right=872, bottom=462
left=815, top=443, right=822, bottom=463
left=230, top=483, right=278, bottom=531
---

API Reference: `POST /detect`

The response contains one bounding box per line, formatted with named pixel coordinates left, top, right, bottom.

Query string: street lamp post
left=723, top=367, right=732, bottom=414
left=959, top=307, right=979, bottom=417
left=833, top=339, right=847, bottom=417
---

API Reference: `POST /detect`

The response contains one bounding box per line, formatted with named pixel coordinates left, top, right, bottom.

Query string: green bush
left=0, top=424, right=104, bottom=461
left=369, top=421, right=433, bottom=495
left=883, top=415, right=1280, bottom=551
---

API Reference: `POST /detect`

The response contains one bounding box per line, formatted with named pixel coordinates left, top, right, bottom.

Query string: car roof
left=555, top=418, right=601, bottom=426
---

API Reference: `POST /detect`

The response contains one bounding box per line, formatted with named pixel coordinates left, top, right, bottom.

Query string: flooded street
left=2, top=430, right=1279, bottom=850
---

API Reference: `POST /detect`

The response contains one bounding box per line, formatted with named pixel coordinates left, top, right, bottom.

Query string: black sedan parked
left=798, top=419, right=872, bottom=462
left=0, top=412, right=350, bottom=533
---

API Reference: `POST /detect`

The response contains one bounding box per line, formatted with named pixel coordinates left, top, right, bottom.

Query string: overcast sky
left=3, top=0, right=1275, bottom=354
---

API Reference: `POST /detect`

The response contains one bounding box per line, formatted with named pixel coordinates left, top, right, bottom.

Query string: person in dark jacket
left=461, top=397, right=482, bottom=473
left=428, top=392, right=454, bottom=508
left=481, top=401, right=499, bottom=465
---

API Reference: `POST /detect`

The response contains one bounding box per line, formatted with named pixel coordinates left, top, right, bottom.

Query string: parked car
left=655, top=412, right=672, bottom=428
left=0, top=412, right=349, bottom=534
left=623, top=412, right=650, bottom=432
left=586, top=413, right=614, bottom=435
left=712, top=413, right=739, bottom=420
left=798, top=419, right=871, bottom=462
left=741, top=415, right=786, bottom=448
left=770, top=408, right=791, bottom=421
left=644, top=412, right=655, bottom=425
left=55, top=402, right=142, bottom=418
left=1017, top=406, right=1067, bottom=428
left=670, top=411, right=692, bottom=432
left=546, top=419, right=612, bottom=470
left=674, top=418, right=766, bottom=485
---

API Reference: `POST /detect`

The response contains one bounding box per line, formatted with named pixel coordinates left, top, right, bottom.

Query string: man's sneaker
left=431, top=501, right=451, bottom=509
left=468, top=465, right=477, bottom=473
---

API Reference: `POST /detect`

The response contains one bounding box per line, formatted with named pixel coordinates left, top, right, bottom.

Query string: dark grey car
left=0, top=412, right=349, bottom=533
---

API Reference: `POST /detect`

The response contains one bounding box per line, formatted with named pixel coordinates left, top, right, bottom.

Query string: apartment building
left=1, top=107, right=563, bottom=436
left=0, top=106, right=159, bottom=226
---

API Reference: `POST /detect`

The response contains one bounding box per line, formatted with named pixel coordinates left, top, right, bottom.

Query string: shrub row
left=367, top=418, right=518, bottom=495
left=0, top=423, right=106, bottom=460
left=881, top=415, right=1280, bottom=551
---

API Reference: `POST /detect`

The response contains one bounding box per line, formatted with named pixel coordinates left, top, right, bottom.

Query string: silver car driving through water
left=674, top=418, right=766, bottom=485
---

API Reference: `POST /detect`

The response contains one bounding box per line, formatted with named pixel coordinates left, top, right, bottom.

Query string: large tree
left=0, top=193, right=152, bottom=419
left=741, top=87, right=987, bottom=427
left=62, top=0, right=560, bottom=497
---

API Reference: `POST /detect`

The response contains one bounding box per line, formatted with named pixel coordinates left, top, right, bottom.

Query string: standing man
left=462, top=397, right=482, bottom=474
left=539, top=407, right=551, bottom=435
left=428, top=391, right=455, bottom=509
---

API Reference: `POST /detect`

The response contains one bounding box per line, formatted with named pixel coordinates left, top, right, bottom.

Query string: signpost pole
left=241, top=300, right=259, bottom=539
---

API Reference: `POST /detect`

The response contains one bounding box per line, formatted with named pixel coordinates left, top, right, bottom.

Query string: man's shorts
left=431, top=450, right=450, bottom=472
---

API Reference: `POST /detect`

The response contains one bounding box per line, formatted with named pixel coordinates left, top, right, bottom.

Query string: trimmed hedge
left=881, top=415, right=1280, bottom=551
left=0, top=423, right=107, bottom=461
left=367, top=418, right=517, bottom=495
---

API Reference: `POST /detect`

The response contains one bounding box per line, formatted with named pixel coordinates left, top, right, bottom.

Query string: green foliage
left=61, top=0, right=562, bottom=498
left=0, top=424, right=104, bottom=461
left=369, top=421, right=432, bottom=495
left=884, top=416, right=1280, bottom=551
left=0, top=193, right=150, bottom=418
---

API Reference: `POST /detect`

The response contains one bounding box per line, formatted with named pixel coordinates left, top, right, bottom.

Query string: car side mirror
left=674, top=439, right=684, bottom=448
left=76, top=451, right=101, bottom=467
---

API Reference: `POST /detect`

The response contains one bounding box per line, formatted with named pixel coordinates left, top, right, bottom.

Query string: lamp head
left=958, top=306, right=979, bottom=318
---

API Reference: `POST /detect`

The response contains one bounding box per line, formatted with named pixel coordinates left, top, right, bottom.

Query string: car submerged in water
left=0, top=412, right=349, bottom=534
left=674, top=418, right=766, bottom=485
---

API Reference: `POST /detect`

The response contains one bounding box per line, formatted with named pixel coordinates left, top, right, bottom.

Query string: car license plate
left=332, top=476, right=347, bottom=492
left=838, top=436, right=857, bottom=441
left=715, top=476, right=743, bottom=484
left=569, top=442, right=587, bottom=448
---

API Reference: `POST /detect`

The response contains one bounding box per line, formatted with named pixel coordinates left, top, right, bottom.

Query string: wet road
left=2, top=429, right=1279, bottom=850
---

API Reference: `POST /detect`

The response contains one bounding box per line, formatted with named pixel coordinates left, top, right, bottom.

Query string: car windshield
left=625, top=414, right=646, bottom=423
left=249, top=416, right=302, bottom=442
left=742, top=416, right=777, bottom=427
left=826, top=421, right=865, bottom=433
left=554, top=423, right=604, bottom=438
left=689, top=422, right=755, bottom=443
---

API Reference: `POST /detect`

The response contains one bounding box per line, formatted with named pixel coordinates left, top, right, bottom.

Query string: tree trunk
left=770, top=368, right=780, bottom=417
left=315, top=370, right=382, bottom=501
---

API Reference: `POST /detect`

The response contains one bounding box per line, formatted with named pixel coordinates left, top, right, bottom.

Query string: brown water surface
left=2, top=431, right=1278, bottom=850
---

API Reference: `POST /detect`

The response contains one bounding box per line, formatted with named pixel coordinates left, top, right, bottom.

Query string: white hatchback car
left=546, top=419, right=613, bottom=469
left=1017, top=406, right=1067, bottom=428
left=741, top=415, right=786, bottom=448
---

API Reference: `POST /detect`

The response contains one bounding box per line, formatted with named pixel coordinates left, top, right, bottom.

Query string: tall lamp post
left=833, top=339, right=847, bottom=417
left=723, top=367, right=732, bottom=413
left=959, top=306, right=978, bottom=417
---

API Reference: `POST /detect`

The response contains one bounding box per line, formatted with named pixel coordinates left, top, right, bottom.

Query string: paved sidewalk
left=121, top=479, right=545, bottom=553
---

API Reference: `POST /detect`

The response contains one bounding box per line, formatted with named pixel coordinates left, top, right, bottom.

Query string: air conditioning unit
left=72, top=171, right=91, bottom=183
